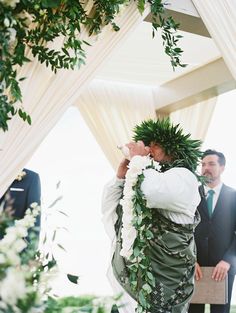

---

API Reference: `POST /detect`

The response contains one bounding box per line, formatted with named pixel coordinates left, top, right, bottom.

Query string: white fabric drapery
left=192, top=0, right=236, bottom=80
left=75, top=79, right=157, bottom=169
left=0, top=3, right=150, bottom=196
left=170, top=97, right=217, bottom=141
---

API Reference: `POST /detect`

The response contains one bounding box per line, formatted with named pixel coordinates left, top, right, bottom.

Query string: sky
left=26, top=89, right=236, bottom=301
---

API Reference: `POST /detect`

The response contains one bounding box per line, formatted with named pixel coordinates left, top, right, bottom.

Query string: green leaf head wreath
left=133, top=117, right=202, bottom=173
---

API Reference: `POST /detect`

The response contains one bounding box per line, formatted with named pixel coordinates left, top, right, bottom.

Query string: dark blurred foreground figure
left=0, top=168, right=41, bottom=238
left=188, top=149, right=236, bottom=313
left=102, top=118, right=202, bottom=313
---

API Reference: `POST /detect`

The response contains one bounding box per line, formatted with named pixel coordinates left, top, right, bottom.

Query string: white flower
left=0, top=253, right=6, bottom=264
left=15, top=170, right=26, bottom=181
left=120, top=155, right=160, bottom=259
left=0, top=302, right=8, bottom=310
left=12, top=238, right=27, bottom=253
left=0, top=228, right=17, bottom=246
left=0, top=267, right=27, bottom=306
left=127, top=155, right=152, bottom=174
left=30, top=202, right=39, bottom=209
left=8, top=27, right=16, bottom=43
left=4, top=250, right=21, bottom=265
left=3, top=17, right=10, bottom=27
left=12, top=223, right=28, bottom=237
left=0, top=0, right=20, bottom=8
left=16, top=10, right=34, bottom=27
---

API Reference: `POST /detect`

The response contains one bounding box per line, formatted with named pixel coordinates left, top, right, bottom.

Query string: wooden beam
left=154, top=57, right=236, bottom=115
left=162, top=0, right=199, bottom=17
left=144, top=0, right=210, bottom=37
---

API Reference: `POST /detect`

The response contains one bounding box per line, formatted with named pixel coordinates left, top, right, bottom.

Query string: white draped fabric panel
left=74, top=80, right=157, bottom=170
left=0, top=3, right=149, bottom=196
left=192, top=0, right=236, bottom=80
left=170, top=97, right=217, bottom=141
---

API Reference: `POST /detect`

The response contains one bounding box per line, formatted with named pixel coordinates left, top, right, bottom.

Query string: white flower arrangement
left=0, top=204, right=40, bottom=306
left=0, top=203, right=58, bottom=312
left=120, top=155, right=160, bottom=259
left=0, top=197, right=120, bottom=313
left=0, top=0, right=20, bottom=8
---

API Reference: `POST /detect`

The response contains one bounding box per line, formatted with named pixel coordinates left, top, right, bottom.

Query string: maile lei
left=120, top=155, right=161, bottom=313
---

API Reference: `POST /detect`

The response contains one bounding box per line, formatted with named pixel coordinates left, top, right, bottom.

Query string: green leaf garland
left=0, top=0, right=185, bottom=131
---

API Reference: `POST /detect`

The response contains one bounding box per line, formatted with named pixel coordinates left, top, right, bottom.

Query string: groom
left=102, top=118, right=202, bottom=313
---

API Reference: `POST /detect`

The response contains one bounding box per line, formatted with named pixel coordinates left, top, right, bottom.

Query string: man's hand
left=195, top=262, right=203, bottom=281
left=117, top=158, right=130, bottom=179
left=126, top=141, right=150, bottom=159
left=212, top=260, right=230, bottom=281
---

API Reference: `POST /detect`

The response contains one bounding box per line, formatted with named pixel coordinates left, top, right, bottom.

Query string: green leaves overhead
left=0, top=0, right=185, bottom=131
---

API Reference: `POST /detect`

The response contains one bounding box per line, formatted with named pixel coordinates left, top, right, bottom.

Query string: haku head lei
left=133, top=117, right=202, bottom=173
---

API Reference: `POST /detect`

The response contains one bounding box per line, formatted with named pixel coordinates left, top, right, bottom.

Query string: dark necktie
left=207, top=189, right=215, bottom=217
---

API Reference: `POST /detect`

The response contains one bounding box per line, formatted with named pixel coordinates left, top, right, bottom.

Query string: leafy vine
left=0, top=0, right=185, bottom=131
left=120, top=156, right=160, bottom=312
left=128, top=171, right=155, bottom=313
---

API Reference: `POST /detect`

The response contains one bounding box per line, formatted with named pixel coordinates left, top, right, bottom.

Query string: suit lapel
left=198, top=185, right=209, bottom=219
left=211, top=184, right=226, bottom=218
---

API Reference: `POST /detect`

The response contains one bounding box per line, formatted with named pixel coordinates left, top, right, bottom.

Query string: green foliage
left=133, top=117, right=202, bottom=174
left=126, top=169, right=156, bottom=313
left=45, top=295, right=120, bottom=313
left=0, top=0, right=185, bottom=131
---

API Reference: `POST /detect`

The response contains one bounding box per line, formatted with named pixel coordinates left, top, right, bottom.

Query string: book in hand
left=190, top=267, right=228, bottom=304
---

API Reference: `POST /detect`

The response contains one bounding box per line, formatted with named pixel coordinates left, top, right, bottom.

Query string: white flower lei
left=120, top=155, right=160, bottom=259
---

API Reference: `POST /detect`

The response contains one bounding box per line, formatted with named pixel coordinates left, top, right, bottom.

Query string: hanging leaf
left=67, top=273, right=79, bottom=284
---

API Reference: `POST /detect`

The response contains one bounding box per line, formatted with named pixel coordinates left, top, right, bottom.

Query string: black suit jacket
left=194, top=184, right=236, bottom=275
left=0, top=168, right=41, bottom=225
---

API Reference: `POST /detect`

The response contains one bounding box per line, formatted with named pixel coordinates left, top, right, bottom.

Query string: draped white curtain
left=170, top=97, right=217, bottom=141
left=0, top=2, right=150, bottom=196
left=74, top=80, right=156, bottom=169
left=192, top=0, right=236, bottom=80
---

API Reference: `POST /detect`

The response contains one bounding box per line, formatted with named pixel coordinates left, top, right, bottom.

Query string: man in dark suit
left=0, top=168, right=41, bottom=232
left=189, top=149, right=236, bottom=313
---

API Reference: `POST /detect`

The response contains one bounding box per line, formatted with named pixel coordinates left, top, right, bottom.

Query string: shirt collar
left=205, top=182, right=223, bottom=196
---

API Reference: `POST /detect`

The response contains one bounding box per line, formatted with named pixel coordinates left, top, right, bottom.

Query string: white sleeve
left=101, top=177, right=124, bottom=243
left=141, top=167, right=200, bottom=217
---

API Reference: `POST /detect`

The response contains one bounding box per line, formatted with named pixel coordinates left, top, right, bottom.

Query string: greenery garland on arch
left=0, top=0, right=185, bottom=131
